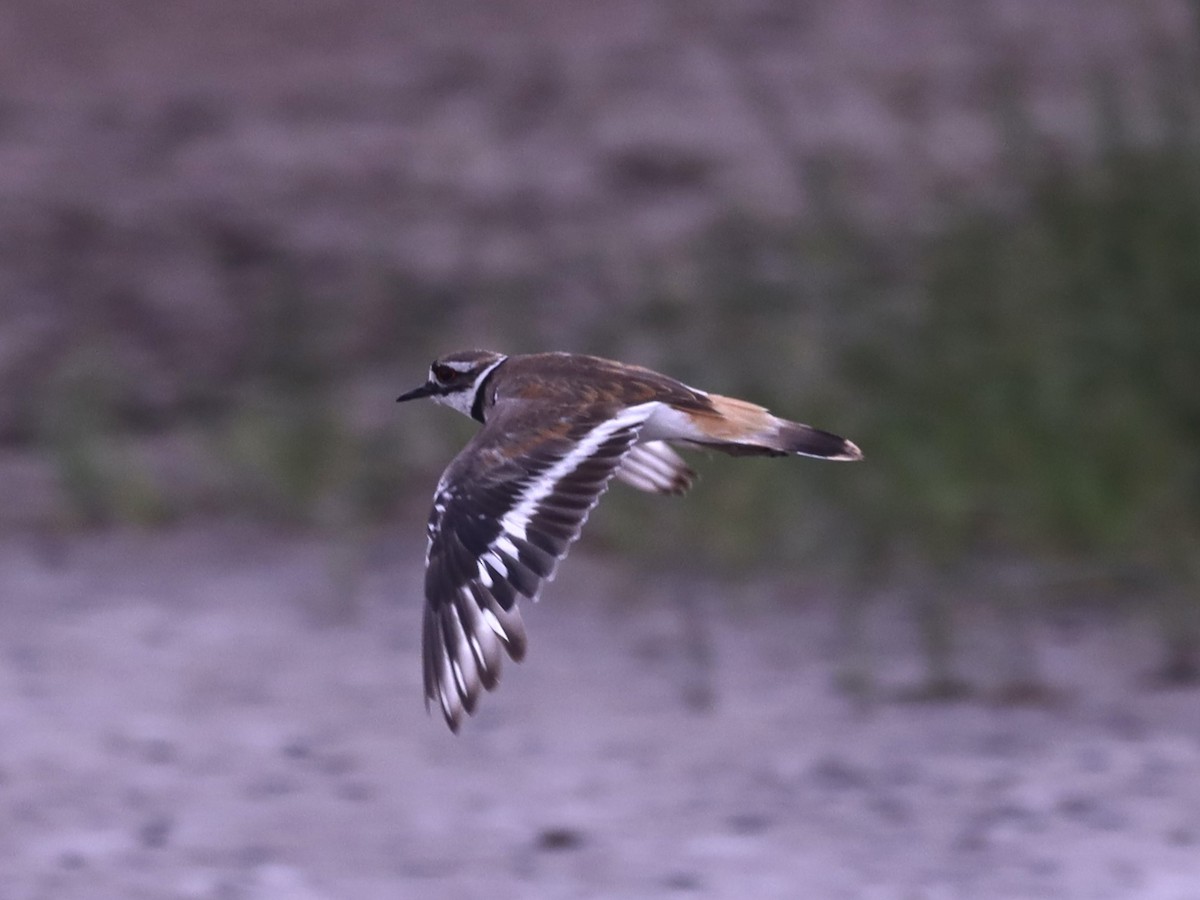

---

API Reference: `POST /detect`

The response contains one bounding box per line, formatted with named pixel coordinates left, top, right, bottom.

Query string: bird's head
left=397, top=350, right=508, bottom=419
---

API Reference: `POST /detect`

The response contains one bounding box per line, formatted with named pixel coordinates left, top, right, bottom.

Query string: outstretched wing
left=614, top=441, right=695, bottom=495
left=422, top=401, right=657, bottom=731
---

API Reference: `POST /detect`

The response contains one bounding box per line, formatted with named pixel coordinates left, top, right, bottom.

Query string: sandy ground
left=1, top=526, right=1198, bottom=899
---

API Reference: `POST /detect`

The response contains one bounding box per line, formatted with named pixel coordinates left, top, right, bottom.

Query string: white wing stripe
left=481, top=550, right=508, bottom=578
left=497, top=402, right=657, bottom=542
left=493, top=535, right=521, bottom=561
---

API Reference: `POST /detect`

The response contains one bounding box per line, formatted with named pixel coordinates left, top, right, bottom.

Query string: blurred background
left=3, top=1, right=1200, bottom=897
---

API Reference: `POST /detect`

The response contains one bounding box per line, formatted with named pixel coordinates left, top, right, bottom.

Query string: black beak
left=396, top=383, right=437, bottom=403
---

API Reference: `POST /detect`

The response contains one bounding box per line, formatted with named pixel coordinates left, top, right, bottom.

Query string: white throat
left=432, top=356, right=507, bottom=419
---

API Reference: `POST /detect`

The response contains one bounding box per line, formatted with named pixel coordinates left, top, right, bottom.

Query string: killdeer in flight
left=397, top=351, right=862, bottom=731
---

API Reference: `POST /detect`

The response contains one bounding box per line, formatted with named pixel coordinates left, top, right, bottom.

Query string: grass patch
left=39, top=343, right=174, bottom=528
left=823, top=140, right=1200, bottom=685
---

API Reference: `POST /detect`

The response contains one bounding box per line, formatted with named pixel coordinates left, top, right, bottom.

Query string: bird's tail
left=772, top=421, right=863, bottom=460
left=698, top=394, right=863, bottom=461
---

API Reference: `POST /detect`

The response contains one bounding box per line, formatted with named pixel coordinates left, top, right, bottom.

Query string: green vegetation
left=827, top=114, right=1200, bottom=688
left=39, top=343, right=174, bottom=528
left=595, top=81, right=1200, bottom=693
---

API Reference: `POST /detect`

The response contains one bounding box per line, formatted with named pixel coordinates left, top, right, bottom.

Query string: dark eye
left=431, top=363, right=456, bottom=383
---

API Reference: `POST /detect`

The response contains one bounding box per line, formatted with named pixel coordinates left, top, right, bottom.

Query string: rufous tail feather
left=698, top=395, right=862, bottom=460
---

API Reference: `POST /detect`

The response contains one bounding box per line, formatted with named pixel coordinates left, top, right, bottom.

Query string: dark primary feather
left=421, top=404, right=649, bottom=731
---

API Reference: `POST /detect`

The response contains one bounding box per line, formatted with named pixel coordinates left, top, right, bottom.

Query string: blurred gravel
left=0, top=526, right=1197, bottom=898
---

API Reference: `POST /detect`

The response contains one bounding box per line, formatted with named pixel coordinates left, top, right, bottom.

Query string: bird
left=397, top=350, right=862, bottom=731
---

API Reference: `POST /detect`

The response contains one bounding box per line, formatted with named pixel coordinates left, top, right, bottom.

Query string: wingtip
left=425, top=689, right=461, bottom=733
left=433, top=686, right=466, bottom=733
left=839, top=439, right=864, bottom=461
left=613, top=441, right=697, bottom=496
